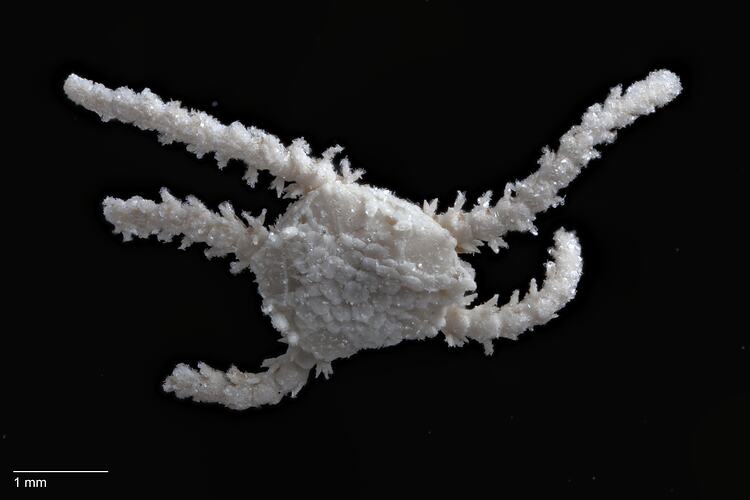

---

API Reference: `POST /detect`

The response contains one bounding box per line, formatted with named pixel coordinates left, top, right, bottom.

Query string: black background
left=5, top=3, right=747, bottom=498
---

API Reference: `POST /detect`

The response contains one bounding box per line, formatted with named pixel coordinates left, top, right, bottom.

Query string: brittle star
left=64, top=69, right=681, bottom=409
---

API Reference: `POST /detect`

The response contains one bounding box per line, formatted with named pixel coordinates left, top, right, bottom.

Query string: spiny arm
left=431, top=69, right=682, bottom=253
left=163, top=347, right=316, bottom=409
left=443, top=228, right=583, bottom=353
left=103, top=189, right=267, bottom=274
left=64, top=74, right=363, bottom=197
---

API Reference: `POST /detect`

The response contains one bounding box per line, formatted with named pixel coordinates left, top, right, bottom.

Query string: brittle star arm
left=163, top=346, right=317, bottom=410
left=102, top=188, right=268, bottom=274
left=442, top=228, right=582, bottom=353
left=64, top=74, right=363, bottom=198
left=429, top=69, right=682, bottom=253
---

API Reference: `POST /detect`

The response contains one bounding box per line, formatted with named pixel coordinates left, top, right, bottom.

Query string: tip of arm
left=63, top=73, right=87, bottom=103
left=640, top=69, right=682, bottom=107
left=550, top=227, right=583, bottom=290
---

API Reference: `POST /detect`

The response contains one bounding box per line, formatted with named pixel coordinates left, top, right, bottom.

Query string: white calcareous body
left=253, top=182, right=475, bottom=363
left=65, top=69, right=681, bottom=409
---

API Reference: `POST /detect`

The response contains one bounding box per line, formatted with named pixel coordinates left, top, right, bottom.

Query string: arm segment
left=103, top=188, right=267, bottom=274
left=64, top=74, right=359, bottom=197
left=443, top=228, right=583, bottom=353
left=433, top=69, right=682, bottom=253
left=163, top=347, right=316, bottom=409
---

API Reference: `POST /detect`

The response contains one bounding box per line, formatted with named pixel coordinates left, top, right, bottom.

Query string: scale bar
left=13, top=471, right=108, bottom=473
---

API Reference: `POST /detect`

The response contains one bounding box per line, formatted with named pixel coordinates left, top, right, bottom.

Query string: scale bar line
left=13, top=471, right=109, bottom=473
